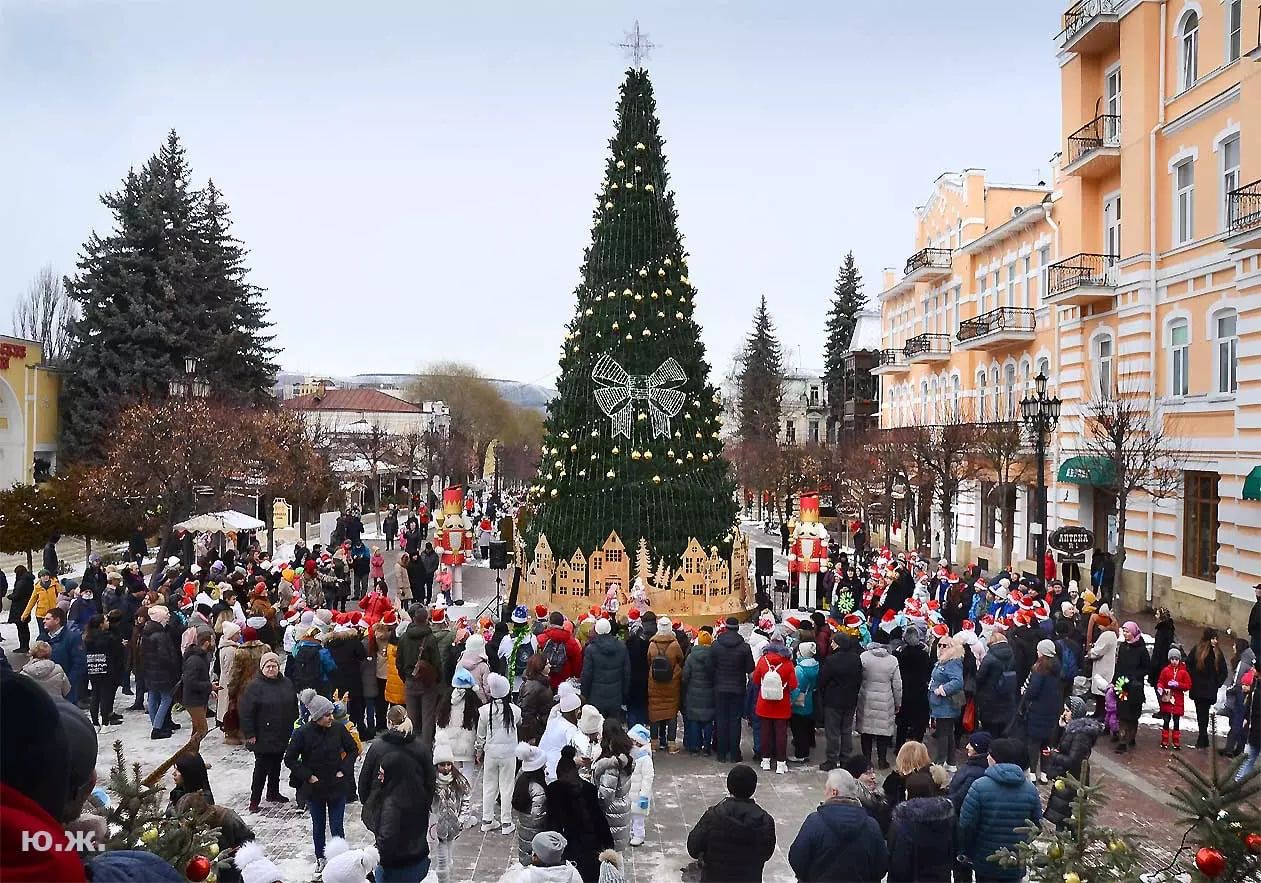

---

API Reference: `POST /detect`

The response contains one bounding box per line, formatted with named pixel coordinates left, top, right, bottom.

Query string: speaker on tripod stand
left=477, top=541, right=512, bottom=622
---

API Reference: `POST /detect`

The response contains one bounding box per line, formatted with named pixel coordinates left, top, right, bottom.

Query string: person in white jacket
left=1088, top=623, right=1119, bottom=718
left=538, top=692, right=593, bottom=781
left=496, top=831, right=584, bottom=883
left=437, top=668, right=481, bottom=781
left=477, top=673, right=522, bottom=833
left=626, top=724, right=655, bottom=847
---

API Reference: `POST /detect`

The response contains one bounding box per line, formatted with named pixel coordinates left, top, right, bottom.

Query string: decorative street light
left=1020, top=372, right=1062, bottom=579
left=170, top=357, right=210, bottom=400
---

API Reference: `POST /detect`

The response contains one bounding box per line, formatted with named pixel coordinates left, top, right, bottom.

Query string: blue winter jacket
left=927, top=657, right=965, bottom=719
left=1022, top=670, right=1064, bottom=741
left=957, top=763, right=1042, bottom=881
left=791, top=657, right=820, bottom=717
left=47, top=625, right=86, bottom=704
left=788, top=800, right=888, bottom=882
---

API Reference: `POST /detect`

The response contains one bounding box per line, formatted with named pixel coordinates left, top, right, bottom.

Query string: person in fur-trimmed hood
left=221, top=626, right=269, bottom=745
left=1043, top=696, right=1104, bottom=829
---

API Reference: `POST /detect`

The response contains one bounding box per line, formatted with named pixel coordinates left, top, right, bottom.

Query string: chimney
left=882, top=268, right=899, bottom=291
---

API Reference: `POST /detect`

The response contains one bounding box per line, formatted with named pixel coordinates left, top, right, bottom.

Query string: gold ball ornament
left=675, top=458, right=684, bottom=465
left=629, top=311, right=637, bottom=320
left=644, top=183, right=654, bottom=191
left=141, top=827, right=158, bottom=845
left=208, top=845, right=220, bottom=858
left=657, top=268, right=666, bottom=277
left=594, top=218, right=601, bottom=226
left=664, top=258, right=673, bottom=266
left=639, top=268, right=648, bottom=277
left=681, top=275, right=689, bottom=283
left=550, top=489, right=558, bottom=497
left=617, top=159, right=626, bottom=169
left=675, top=312, right=683, bottom=319
left=631, top=451, right=642, bottom=461
left=572, top=344, right=579, bottom=352
left=612, top=322, right=619, bottom=331
left=1053, top=779, right=1068, bottom=792
left=606, top=469, right=616, bottom=478
left=558, top=470, right=565, bottom=478
left=643, top=328, right=651, bottom=336
left=625, top=333, right=632, bottom=341
left=634, top=293, right=642, bottom=302
left=569, top=444, right=577, bottom=452
left=1046, top=843, right=1063, bottom=860
left=635, top=142, right=646, bottom=150
left=612, top=446, right=620, bottom=455
left=605, top=201, right=613, bottom=209
left=657, top=311, right=665, bottom=318
left=637, top=413, right=647, bottom=422
left=652, top=475, right=661, bottom=484
left=665, top=288, right=672, bottom=296
left=610, top=182, right=618, bottom=191
left=684, top=411, right=691, bottom=419
left=585, top=308, right=593, bottom=316
left=623, top=288, right=633, bottom=296
left=1108, top=840, right=1128, bottom=855
left=643, top=450, right=652, bottom=460
left=1063, top=874, right=1081, bottom=883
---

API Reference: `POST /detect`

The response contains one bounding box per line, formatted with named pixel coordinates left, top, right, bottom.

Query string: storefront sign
left=1048, top=525, right=1094, bottom=554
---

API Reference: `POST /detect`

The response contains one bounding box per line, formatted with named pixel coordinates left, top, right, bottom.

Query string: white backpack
left=760, top=662, right=785, bottom=702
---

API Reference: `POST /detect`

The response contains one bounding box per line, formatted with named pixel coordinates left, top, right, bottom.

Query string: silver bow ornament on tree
left=592, top=354, right=687, bottom=439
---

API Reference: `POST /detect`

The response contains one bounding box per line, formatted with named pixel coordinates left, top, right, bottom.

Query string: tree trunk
left=84, top=537, right=92, bottom=557
left=299, top=503, right=308, bottom=541
left=1001, top=503, right=1016, bottom=572
left=940, top=491, right=955, bottom=565
left=1114, top=493, right=1128, bottom=607
left=26, top=550, right=33, bottom=571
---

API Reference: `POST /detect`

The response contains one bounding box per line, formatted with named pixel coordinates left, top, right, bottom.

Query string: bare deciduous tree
left=345, top=420, right=398, bottom=518
left=906, top=407, right=982, bottom=564
left=12, top=265, right=77, bottom=362
left=974, top=418, right=1035, bottom=571
left=1074, top=386, right=1185, bottom=584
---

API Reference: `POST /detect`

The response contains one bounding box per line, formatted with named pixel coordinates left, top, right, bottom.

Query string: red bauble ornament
left=1194, top=847, right=1227, bottom=878
left=185, top=855, right=212, bottom=882
left=1245, top=832, right=1261, bottom=855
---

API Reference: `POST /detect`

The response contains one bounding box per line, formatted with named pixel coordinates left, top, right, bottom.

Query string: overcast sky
left=1, top=0, right=1063, bottom=386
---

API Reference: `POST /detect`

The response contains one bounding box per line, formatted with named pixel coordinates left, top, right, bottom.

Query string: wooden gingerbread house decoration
left=518, top=534, right=555, bottom=610
left=556, top=549, right=588, bottom=600
left=730, top=532, right=751, bottom=607
left=706, top=546, right=730, bottom=602
left=588, top=532, right=630, bottom=598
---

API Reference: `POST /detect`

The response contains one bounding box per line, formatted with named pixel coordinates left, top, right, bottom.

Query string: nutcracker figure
left=433, top=486, right=474, bottom=605
left=788, top=492, right=830, bottom=609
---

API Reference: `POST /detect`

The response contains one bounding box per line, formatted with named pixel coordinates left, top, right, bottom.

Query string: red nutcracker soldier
left=788, top=492, right=830, bottom=609
left=433, top=486, right=474, bottom=605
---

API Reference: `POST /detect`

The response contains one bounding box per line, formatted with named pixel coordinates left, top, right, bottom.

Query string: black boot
left=151, top=729, right=172, bottom=740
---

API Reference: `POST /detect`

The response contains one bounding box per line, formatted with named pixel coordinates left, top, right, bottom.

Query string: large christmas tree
left=524, top=67, right=737, bottom=564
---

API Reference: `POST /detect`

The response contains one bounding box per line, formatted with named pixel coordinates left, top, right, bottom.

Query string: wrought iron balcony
left=1227, top=180, right=1261, bottom=250
left=903, top=333, right=952, bottom=363
left=903, top=247, right=953, bottom=283
left=871, top=348, right=909, bottom=374
left=1064, top=114, right=1121, bottom=178
left=1059, top=0, right=1120, bottom=54
left=1045, top=253, right=1118, bottom=305
left=956, top=307, right=1036, bottom=351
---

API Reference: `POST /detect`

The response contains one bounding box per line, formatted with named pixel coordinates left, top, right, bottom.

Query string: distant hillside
left=274, top=371, right=555, bottom=413
left=487, top=379, right=556, bottom=412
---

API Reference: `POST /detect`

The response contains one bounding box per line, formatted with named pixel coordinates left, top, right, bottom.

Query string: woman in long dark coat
left=1114, top=621, right=1151, bottom=753
left=7, top=566, right=34, bottom=654
left=544, top=745, right=613, bottom=882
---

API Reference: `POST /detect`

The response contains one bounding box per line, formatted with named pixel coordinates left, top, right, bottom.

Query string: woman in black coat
left=544, top=745, right=613, bottom=882
left=8, top=566, right=34, bottom=653
left=1114, top=621, right=1151, bottom=752
left=239, top=652, right=298, bottom=809
left=893, top=630, right=933, bottom=746
left=1148, top=608, right=1177, bottom=689
left=887, top=777, right=956, bottom=883
left=1021, top=652, right=1064, bottom=780
left=362, top=749, right=432, bottom=879
left=83, top=614, right=126, bottom=728
left=1187, top=628, right=1229, bottom=749
left=1043, top=698, right=1104, bottom=828
left=284, top=696, right=359, bottom=864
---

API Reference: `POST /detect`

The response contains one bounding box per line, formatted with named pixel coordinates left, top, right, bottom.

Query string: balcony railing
left=1060, top=0, right=1118, bottom=44
left=904, top=247, right=953, bottom=278
left=903, top=333, right=952, bottom=359
left=957, top=307, right=1035, bottom=344
left=1066, top=113, right=1120, bottom=166
left=1228, top=180, right=1261, bottom=236
left=876, top=348, right=906, bottom=368
left=1046, top=253, right=1118, bottom=297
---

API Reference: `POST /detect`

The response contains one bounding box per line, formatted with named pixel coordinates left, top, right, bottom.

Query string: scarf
left=436, top=772, right=453, bottom=787
left=508, top=626, right=530, bottom=683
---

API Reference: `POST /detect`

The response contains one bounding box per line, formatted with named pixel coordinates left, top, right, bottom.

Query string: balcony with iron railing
left=955, top=307, right=1036, bottom=351
left=871, top=348, right=909, bottom=374
left=1058, top=0, right=1120, bottom=54
left=1045, top=253, right=1118, bottom=306
left=1064, top=113, right=1121, bottom=178
left=902, top=247, right=953, bottom=284
left=903, top=333, right=952, bottom=363
left=1226, top=180, right=1261, bottom=250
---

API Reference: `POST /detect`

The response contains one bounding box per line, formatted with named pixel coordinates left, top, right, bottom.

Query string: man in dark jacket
left=625, top=612, right=653, bottom=727
left=128, top=528, right=147, bottom=567
left=141, top=607, right=181, bottom=738
left=42, top=534, right=60, bottom=579
left=42, top=609, right=86, bottom=705
left=580, top=618, right=630, bottom=719
left=709, top=616, right=754, bottom=763
left=948, top=730, right=992, bottom=813
left=974, top=631, right=1017, bottom=735
left=182, top=628, right=216, bottom=754
left=325, top=626, right=369, bottom=736
left=686, top=764, right=776, bottom=883
left=80, top=554, right=107, bottom=596
left=396, top=607, right=442, bottom=745
left=788, top=768, right=888, bottom=882
left=417, top=544, right=440, bottom=605
left=240, top=651, right=299, bottom=810
left=817, top=633, right=863, bottom=769
left=958, top=737, right=1041, bottom=882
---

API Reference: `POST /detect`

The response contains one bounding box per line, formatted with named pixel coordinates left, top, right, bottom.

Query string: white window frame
left=1105, top=63, right=1122, bottom=144
left=976, top=370, right=987, bottom=421
left=1173, top=157, right=1196, bottom=245
left=1226, top=0, right=1242, bottom=63
left=1038, top=245, right=1051, bottom=299
left=1094, top=332, right=1115, bottom=399
left=1212, top=308, right=1238, bottom=394
left=990, top=366, right=1001, bottom=415
left=1170, top=318, right=1191, bottom=397
left=1006, top=263, right=1017, bottom=308
left=1220, top=133, right=1241, bottom=231
left=1104, top=191, right=1122, bottom=258
left=1179, top=9, right=1200, bottom=91
left=1037, top=356, right=1051, bottom=386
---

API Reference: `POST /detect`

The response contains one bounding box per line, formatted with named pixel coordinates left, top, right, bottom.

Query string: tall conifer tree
left=736, top=295, right=785, bottom=444
left=524, top=69, right=737, bottom=562
left=823, top=251, right=865, bottom=417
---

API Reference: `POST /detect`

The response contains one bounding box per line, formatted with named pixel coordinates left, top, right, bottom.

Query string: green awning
left=1243, top=465, right=1261, bottom=501
left=1058, top=456, right=1115, bottom=486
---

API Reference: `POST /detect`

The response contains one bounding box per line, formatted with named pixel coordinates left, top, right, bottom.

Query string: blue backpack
left=1057, top=639, right=1080, bottom=682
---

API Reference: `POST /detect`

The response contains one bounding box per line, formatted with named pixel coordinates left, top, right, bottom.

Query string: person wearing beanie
left=948, top=730, right=993, bottom=814
left=1021, top=638, right=1065, bottom=781
left=686, top=763, right=776, bottom=881
left=646, top=617, right=685, bottom=754
left=789, top=642, right=820, bottom=764
left=539, top=689, right=594, bottom=781
left=581, top=611, right=630, bottom=722
left=140, top=604, right=182, bottom=740
left=436, top=668, right=480, bottom=780
left=787, top=768, right=887, bottom=882
left=892, top=624, right=932, bottom=754
left=239, top=650, right=298, bottom=812
left=621, top=723, right=656, bottom=848
left=957, top=737, right=1041, bottom=881
left=284, top=683, right=360, bottom=870
left=511, top=743, right=550, bottom=865
left=477, top=672, right=522, bottom=832
left=1157, top=645, right=1193, bottom=750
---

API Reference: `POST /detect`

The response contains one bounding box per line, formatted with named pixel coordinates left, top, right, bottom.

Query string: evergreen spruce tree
left=60, top=130, right=276, bottom=462
left=737, top=295, right=785, bottom=444
left=524, top=68, right=737, bottom=564
left=823, top=251, right=865, bottom=420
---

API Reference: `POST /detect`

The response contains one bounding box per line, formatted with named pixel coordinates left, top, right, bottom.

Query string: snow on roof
left=848, top=309, right=883, bottom=352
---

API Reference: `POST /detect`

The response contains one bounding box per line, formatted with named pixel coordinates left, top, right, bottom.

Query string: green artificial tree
left=103, top=741, right=226, bottom=881
left=524, top=67, right=737, bottom=563
left=991, top=764, right=1144, bottom=883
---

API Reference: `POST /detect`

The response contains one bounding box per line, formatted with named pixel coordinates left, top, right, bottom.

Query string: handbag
left=961, top=697, right=977, bottom=733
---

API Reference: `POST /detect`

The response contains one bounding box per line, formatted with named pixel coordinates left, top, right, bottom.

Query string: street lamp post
left=1020, top=372, right=1062, bottom=580
left=169, top=358, right=209, bottom=400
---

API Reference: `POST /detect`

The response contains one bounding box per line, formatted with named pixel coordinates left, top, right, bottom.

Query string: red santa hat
left=785, top=616, right=801, bottom=629
left=927, top=599, right=941, bottom=611
left=479, top=518, right=492, bottom=531
left=962, top=619, right=975, bottom=632
left=381, top=610, right=398, bottom=626
left=627, top=608, right=641, bottom=621
left=242, top=626, right=259, bottom=642
left=534, top=604, right=549, bottom=619
left=350, top=611, right=364, bottom=626
left=304, top=559, right=318, bottom=576
left=930, top=623, right=949, bottom=639
left=1034, top=601, right=1051, bottom=621
left=430, top=607, right=447, bottom=623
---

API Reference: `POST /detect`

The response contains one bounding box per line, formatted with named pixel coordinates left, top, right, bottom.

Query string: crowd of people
left=3, top=506, right=1260, bottom=882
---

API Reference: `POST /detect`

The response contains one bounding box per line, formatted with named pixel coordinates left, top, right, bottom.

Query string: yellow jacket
left=22, top=581, right=61, bottom=622
left=384, top=642, right=406, bottom=705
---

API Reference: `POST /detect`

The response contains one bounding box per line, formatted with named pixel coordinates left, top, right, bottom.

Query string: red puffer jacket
left=752, top=647, right=798, bottom=720
left=1156, top=661, right=1192, bottom=716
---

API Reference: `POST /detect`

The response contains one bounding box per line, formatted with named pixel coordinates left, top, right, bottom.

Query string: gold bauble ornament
left=676, top=312, right=684, bottom=320
left=1046, top=843, right=1063, bottom=860
left=594, top=218, right=601, bottom=226
left=686, top=452, right=694, bottom=460
left=657, top=311, right=665, bottom=318
left=675, top=458, right=684, bottom=465
left=631, top=451, right=642, bottom=460
left=635, top=141, right=646, bottom=149
left=141, top=827, right=158, bottom=845
left=644, top=183, right=654, bottom=191
left=657, top=268, right=666, bottom=277
left=606, top=469, right=616, bottom=478
left=612, top=446, right=620, bottom=455
left=684, top=411, right=691, bottom=419
left=558, top=470, right=566, bottom=478
left=1063, top=874, right=1080, bottom=883
left=569, top=444, right=577, bottom=452
left=674, top=430, right=681, bottom=438
left=625, top=333, right=632, bottom=340
left=1053, top=779, right=1068, bottom=792
left=637, top=413, right=647, bottom=422
left=585, top=308, right=593, bottom=316
left=652, top=475, right=661, bottom=484
left=664, top=258, right=673, bottom=266
left=605, top=201, right=613, bottom=209
left=1108, top=840, right=1128, bottom=855
left=665, top=288, right=672, bottom=296
left=643, top=450, right=652, bottom=460
left=616, top=159, right=626, bottom=169
left=643, top=329, right=651, bottom=336
left=634, top=165, right=641, bottom=173
left=550, top=489, right=558, bottom=497
left=629, top=311, right=637, bottom=320
left=639, top=268, right=648, bottom=277
left=623, top=288, right=633, bottom=296
left=612, top=322, right=620, bottom=331
left=681, top=275, right=689, bottom=283
left=610, top=182, right=618, bottom=190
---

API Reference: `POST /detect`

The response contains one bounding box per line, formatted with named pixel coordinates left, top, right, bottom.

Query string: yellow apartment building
left=874, top=0, right=1261, bottom=626
left=0, top=335, right=62, bottom=489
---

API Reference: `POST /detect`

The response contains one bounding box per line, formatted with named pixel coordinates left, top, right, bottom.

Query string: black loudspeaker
left=755, top=547, right=774, bottom=577
left=488, top=540, right=509, bottom=570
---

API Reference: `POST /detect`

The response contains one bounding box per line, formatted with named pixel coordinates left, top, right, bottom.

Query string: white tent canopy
left=175, top=510, right=266, bottom=533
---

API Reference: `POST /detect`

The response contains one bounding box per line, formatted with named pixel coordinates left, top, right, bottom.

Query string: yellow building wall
left=0, top=335, right=62, bottom=488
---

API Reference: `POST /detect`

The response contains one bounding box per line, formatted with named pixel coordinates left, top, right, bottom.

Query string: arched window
left=1170, top=318, right=1190, bottom=396
left=1095, top=334, right=1114, bottom=398
left=977, top=370, right=987, bottom=421
left=921, top=380, right=929, bottom=421
left=1037, top=356, right=1051, bottom=383
left=1180, top=11, right=1199, bottom=90
left=990, top=366, right=1001, bottom=417
left=951, top=374, right=961, bottom=414
left=1214, top=309, right=1238, bottom=393
left=1003, top=363, right=1017, bottom=419
left=931, top=378, right=940, bottom=422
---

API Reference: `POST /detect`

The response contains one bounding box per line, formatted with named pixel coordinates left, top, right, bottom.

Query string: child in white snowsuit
left=626, top=724, right=655, bottom=847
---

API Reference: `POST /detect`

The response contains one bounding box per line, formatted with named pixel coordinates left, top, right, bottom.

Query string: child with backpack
left=626, top=724, right=655, bottom=847
left=751, top=634, right=798, bottom=774
left=1157, top=646, right=1193, bottom=750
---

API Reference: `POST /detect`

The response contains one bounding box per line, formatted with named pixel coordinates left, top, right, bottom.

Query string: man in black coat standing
left=687, top=764, right=776, bottom=883
left=240, top=651, right=298, bottom=811
left=580, top=618, right=630, bottom=720
left=42, top=534, right=60, bottom=579
left=817, top=634, right=863, bottom=770
left=709, top=616, right=754, bottom=763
